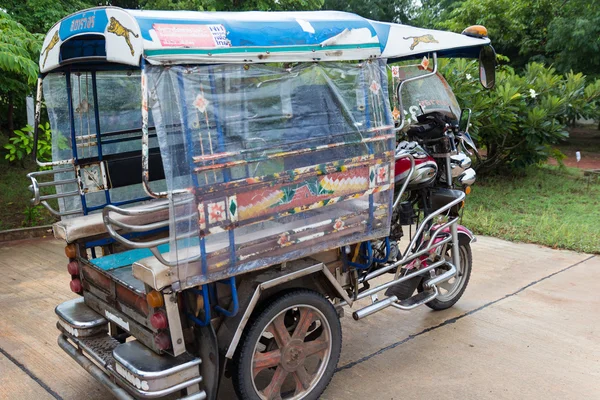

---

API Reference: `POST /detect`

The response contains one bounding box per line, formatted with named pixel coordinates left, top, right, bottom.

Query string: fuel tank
left=395, top=141, right=437, bottom=189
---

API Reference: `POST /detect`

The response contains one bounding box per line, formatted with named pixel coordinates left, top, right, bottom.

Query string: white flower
left=466, top=73, right=472, bottom=80
left=529, top=88, right=538, bottom=99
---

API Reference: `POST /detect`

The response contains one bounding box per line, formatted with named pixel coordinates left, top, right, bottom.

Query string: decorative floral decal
left=369, top=80, right=381, bottom=94
left=197, top=204, right=206, bottom=229
left=277, top=233, right=290, bottom=247
left=376, top=165, right=388, bottom=184
left=228, top=196, right=238, bottom=223
left=333, top=218, right=345, bottom=231
left=208, top=201, right=226, bottom=224
left=193, top=93, right=209, bottom=113
left=392, top=106, right=401, bottom=121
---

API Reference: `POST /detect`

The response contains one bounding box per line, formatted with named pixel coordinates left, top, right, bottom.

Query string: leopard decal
left=107, top=17, right=139, bottom=56
left=403, top=34, right=439, bottom=51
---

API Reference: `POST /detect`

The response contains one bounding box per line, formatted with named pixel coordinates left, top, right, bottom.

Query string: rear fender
left=430, top=224, right=476, bottom=245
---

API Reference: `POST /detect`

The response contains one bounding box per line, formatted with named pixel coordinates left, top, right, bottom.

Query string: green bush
left=3, top=122, right=53, bottom=165
left=440, top=60, right=600, bottom=174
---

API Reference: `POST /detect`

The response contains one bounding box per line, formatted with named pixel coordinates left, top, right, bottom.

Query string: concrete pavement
left=0, top=236, right=598, bottom=399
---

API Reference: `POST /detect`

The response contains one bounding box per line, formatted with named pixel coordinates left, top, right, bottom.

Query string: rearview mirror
left=479, top=46, right=496, bottom=89
left=459, top=108, right=471, bottom=132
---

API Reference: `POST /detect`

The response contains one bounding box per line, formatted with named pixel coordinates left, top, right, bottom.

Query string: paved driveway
left=0, top=236, right=598, bottom=399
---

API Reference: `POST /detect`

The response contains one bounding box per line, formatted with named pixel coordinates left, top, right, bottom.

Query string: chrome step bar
left=56, top=298, right=206, bottom=400
left=351, top=261, right=457, bottom=320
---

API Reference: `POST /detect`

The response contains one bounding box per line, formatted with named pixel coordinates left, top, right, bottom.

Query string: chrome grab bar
left=350, top=260, right=456, bottom=320
left=102, top=200, right=202, bottom=268
left=347, top=191, right=465, bottom=319
left=393, top=152, right=415, bottom=210
left=359, top=191, right=465, bottom=283
left=394, top=52, right=438, bottom=132
left=27, top=167, right=81, bottom=216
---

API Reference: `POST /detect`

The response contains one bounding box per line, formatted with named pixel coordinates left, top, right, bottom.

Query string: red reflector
left=154, top=332, right=171, bottom=350
left=70, top=278, right=83, bottom=293
left=67, top=261, right=79, bottom=275
left=150, top=312, right=168, bottom=330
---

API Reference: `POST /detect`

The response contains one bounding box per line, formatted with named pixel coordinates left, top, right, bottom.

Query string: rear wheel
left=419, top=240, right=472, bottom=310
left=232, top=289, right=342, bottom=400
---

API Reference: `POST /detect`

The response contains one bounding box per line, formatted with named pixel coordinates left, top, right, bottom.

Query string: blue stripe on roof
left=58, top=9, right=108, bottom=41
left=369, top=21, right=391, bottom=53
left=132, top=12, right=379, bottom=49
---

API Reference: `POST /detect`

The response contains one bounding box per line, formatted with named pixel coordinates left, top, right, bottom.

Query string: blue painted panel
left=369, top=21, right=391, bottom=52
left=59, top=9, right=109, bottom=41
left=91, top=243, right=169, bottom=271
left=133, top=13, right=378, bottom=48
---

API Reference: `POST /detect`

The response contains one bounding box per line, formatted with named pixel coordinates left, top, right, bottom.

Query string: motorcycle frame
left=341, top=150, right=465, bottom=319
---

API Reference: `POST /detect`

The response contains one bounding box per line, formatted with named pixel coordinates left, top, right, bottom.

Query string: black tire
left=419, top=240, right=472, bottom=311
left=232, top=289, right=342, bottom=400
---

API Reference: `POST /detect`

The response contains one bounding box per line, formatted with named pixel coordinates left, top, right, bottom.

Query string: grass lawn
left=463, top=165, right=600, bottom=254
left=0, top=133, right=57, bottom=229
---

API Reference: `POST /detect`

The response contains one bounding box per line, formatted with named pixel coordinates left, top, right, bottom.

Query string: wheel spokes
left=439, top=280, right=453, bottom=292
left=262, top=365, right=288, bottom=400
left=253, top=306, right=332, bottom=400
left=253, top=349, right=281, bottom=378
left=292, top=307, right=317, bottom=340
left=303, top=338, right=329, bottom=356
left=294, top=365, right=312, bottom=393
left=269, top=314, right=291, bottom=348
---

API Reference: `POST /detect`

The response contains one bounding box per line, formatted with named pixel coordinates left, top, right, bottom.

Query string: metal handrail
left=102, top=202, right=203, bottom=268
left=393, top=152, right=415, bottom=209
left=395, top=52, right=438, bottom=132
left=27, top=167, right=82, bottom=216
left=352, top=261, right=456, bottom=320
left=359, top=191, right=464, bottom=283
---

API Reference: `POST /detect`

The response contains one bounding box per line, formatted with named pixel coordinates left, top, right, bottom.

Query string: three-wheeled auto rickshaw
left=28, top=7, right=495, bottom=399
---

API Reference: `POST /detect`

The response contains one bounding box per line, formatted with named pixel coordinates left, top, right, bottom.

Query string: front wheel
left=232, top=289, right=342, bottom=400
left=419, top=240, right=472, bottom=310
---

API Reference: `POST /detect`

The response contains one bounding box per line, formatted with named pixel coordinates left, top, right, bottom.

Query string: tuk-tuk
left=29, top=7, right=495, bottom=399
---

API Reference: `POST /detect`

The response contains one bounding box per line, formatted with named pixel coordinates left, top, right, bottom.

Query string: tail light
left=70, top=278, right=83, bottom=293
left=154, top=332, right=171, bottom=350
left=65, top=244, right=77, bottom=258
left=146, top=290, right=164, bottom=308
left=150, top=312, right=168, bottom=330
left=67, top=260, right=79, bottom=275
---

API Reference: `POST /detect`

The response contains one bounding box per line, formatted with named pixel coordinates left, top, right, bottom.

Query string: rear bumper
left=56, top=298, right=206, bottom=400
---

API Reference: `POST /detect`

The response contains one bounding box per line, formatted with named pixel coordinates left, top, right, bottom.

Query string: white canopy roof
left=40, top=7, right=491, bottom=72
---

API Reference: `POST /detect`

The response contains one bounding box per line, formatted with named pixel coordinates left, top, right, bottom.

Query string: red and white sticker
left=391, top=66, right=400, bottom=78
left=153, top=24, right=231, bottom=48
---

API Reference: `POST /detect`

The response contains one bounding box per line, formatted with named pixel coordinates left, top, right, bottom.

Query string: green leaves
left=440, top=59, right=599, bottom=174
left=3, top=123, right=54, bottom=165
left=0, top=11, right=41, bottom=100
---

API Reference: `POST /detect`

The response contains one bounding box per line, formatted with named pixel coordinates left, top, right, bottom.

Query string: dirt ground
left=550, top=125, right=600, bottom=169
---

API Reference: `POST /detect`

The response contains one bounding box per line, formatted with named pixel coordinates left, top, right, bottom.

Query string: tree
left=141, top=0, right=324, bottom=11
left=0, top=12, right=41, bottom=132
left=434, top=0, right=600, bottom=75
left=546, top=0, right=600, bottom=76
left=2, top=0, right=97, bottom=34
left=410, top=0, right=462, bottom=28
left=322, top=0, right=413, bottom=23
